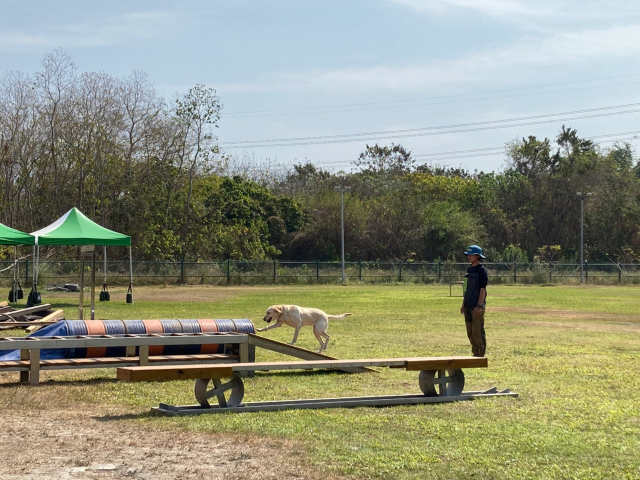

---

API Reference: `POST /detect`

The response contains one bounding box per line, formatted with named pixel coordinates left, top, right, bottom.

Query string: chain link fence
left=1, top=259, right=639, bottom=287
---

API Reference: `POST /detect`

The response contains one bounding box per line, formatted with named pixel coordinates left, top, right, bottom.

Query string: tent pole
left=103, top=246, right=107, bottom=284
left=79, top=247, right=84, bottom=320
left=91, top=249, right=96, bottom=320
left=32, top=245, right=36, bottom=289
left=128, top=245, right=134, bottom=304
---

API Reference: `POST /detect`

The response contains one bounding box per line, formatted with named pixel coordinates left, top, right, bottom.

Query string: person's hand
left=473, top=305, right=485, bottom=314
left=460, top=305, right=464, bottom=314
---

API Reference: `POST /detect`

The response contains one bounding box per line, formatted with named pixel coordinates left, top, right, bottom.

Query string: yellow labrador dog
left=257, top=305, right=352, bottom=352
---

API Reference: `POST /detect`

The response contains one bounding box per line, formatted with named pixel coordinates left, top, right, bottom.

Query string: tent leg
left=79, top=247, right=84, bottom=320
left=91, top=250, right=96, bottom=320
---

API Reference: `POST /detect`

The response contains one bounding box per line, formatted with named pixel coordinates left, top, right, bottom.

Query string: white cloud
left=388, top=0, right=549, bottom=18
left=0, top=11, right=174, bottom=50
left=387, top=1, right=640, bottom=30
left=219, top=23, right=640, bottom=94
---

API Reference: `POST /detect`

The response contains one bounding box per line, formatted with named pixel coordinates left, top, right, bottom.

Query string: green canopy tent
left=0, top=222, right=35, bottom=246
left=0, top=223, right=34, bottom=302
left=31, top=207, right=133, bottom=318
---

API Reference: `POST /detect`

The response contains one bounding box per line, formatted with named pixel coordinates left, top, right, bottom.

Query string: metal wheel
left=419, top=368, right=465, bottom=397
left=194, top=374, right=244, bottom=408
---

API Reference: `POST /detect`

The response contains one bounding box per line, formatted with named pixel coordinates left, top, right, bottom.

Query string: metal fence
left=1, top=259, right=639, bottom=286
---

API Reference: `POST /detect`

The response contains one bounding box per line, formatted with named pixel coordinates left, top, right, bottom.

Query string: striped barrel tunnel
left=0, top=319, right=255, bottom=361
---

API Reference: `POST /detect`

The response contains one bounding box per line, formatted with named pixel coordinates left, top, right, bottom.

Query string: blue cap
left=464, top=245, right=486, bottom=259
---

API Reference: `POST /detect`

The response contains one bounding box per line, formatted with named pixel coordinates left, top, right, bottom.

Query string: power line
left=221, top=102, right=640, bottom=148
left=224, top=74, right=640, bottom=118
left=294, top=130, right=640, bottom=169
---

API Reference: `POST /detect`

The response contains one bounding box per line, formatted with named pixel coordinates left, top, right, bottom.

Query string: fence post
left=316, top=262, right=319, bottom=281
left=513, top=262, right=517, bottom=284
left=398, top=262, right=402, bottom=282
left=618, top=267, right=622, bottom=284
left=226, top=259, right=231, bottom=284
left=437, top=261, right=441, bottom=283
left=584, top=262, right=588, bottom=283
left=273, top=260, right=277, bottom=283
left=179, top=258, right=185, bottom=284
left=25, top=259, right=29, bottom=285
left=359, top=261, right=362, bottom=281
left=549, top=264, right=552, bottom=283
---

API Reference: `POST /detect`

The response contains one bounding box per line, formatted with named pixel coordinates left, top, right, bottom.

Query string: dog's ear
left=274, top=305, right=283, bottom=314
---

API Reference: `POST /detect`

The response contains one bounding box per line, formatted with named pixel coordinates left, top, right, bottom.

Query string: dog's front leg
left=289, top=325, right=301, bottom=345
left=257, top=322, right=282, bottom=332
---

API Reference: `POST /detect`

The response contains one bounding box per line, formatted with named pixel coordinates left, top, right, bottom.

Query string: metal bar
left=0, top=332, right=249, bottom=350
left=153, top=389, right=518, bottom=415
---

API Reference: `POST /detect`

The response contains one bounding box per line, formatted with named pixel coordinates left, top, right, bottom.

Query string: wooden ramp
left=247, top=334, right=372, bottom=372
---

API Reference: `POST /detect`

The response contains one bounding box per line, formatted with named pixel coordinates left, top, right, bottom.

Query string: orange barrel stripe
left=197, top=319, right=220, bottom=353
left=85, top=320, right=107, bottom=357
left=142, top=319, right=165, bottom=355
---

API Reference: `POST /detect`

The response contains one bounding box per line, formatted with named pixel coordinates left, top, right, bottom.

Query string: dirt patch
left=0, top=404, right=343, bottom=480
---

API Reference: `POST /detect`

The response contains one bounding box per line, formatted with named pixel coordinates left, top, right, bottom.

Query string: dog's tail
left=327, top=313, right=352, bottom=320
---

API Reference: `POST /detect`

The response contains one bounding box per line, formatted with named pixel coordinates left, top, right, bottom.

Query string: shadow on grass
left=94, top=411, right=158, bottom=422
left=0, top=376, right=118, bottom=388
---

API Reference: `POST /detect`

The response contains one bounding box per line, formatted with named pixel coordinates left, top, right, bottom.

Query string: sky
left=2, top=0, right=640, bottom=173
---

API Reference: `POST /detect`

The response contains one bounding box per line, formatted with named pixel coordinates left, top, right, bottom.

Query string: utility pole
left=335, top=185, right=351, bottom=284
left=577, top=192, right=592, bottom=283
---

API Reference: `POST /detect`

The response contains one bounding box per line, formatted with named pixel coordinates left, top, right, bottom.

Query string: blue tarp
left=0, top=321, right=71, bottom=360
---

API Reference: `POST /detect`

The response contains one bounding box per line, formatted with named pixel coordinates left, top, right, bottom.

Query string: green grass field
left=2, top=284, right=639, bottom=479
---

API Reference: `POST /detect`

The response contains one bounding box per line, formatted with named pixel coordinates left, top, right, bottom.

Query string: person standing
left=460, top=245, right=488, bottom=357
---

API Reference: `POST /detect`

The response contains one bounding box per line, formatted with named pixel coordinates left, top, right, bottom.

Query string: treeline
left=1, top=52, right=639, bottom=263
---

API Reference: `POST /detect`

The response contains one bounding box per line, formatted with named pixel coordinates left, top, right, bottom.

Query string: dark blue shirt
left=463, top=264, right=488, bottom=308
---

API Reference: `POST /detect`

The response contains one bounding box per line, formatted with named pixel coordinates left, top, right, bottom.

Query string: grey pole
left=577, top=192, right=592, bottom=283
left=335, top=185, right=351, bottom=284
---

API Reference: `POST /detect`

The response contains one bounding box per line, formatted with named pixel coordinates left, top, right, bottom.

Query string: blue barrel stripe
left=122, top=320, right=146, bottom=335
left=179, top=319, right=201, bottom=334
left=104, top=320, right=126, bottom=356
left=65, top=320, right=87, bottom=358
left=215, top=319, right=235, bottom=332
left=232, top=319, right=255, bottom=334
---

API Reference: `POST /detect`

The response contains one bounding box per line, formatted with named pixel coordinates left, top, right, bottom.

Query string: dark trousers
left=463, top=306, right=486, bottom=357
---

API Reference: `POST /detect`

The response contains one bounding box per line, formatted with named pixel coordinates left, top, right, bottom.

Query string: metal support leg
left=419, top=368, right=465, bottom=396
left=194, top=375, right=245, bottom=408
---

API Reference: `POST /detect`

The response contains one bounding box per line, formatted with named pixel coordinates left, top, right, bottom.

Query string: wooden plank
left=118, top=365, right=234, bottom=382
left=0, top=304, right=52, bottom=321
left=0, top=354, right=239, bottom=372
left=26, top=310, right=65, bottom=333
left=117, top=356, right=488, bottom=382
left=139, top=345, right=149, bottom=366
left=405, top=356, right=488, bottom=370
left=239, top=343, right=249, bottom=363
left=29, top=349, right=40, bottom=385
left=248, top=333, right=372, bottom=373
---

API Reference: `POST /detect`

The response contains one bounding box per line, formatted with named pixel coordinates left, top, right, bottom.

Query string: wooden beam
left=405, top=356, right=487, bottom=370
left=118, top=364, right=234, bottom=382
left=28, top=349, right=40, bottom=385
left=0, top=304, right=53, bottom=321
left=117, top=356, right=489, bottom=382
left=26, top=310, right=64, bottom=332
